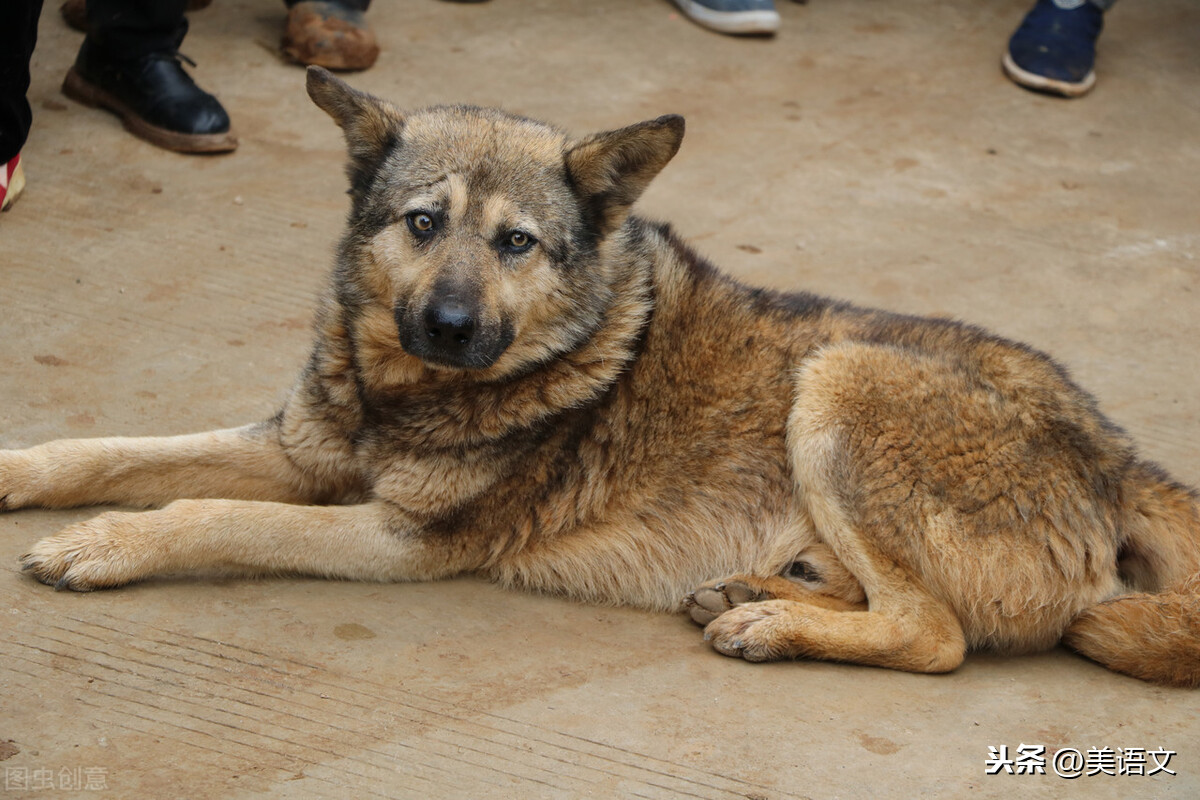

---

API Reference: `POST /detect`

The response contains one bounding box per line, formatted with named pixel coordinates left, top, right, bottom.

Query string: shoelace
left=143, top=50, right=199, bottom=69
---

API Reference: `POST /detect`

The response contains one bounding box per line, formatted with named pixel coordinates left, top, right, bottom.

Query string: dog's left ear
left=306, top=66, right=404, bottom=191
left=566, top=115, right=685, bottom=235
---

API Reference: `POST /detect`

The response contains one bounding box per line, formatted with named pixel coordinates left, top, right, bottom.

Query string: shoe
left=1, top=155, right=25, bottom=212
left=671, top=0, right=780, bottom=35
left=60, top=0, right=214, bottom=35
left=1003, top=0, right=1103, bottom=97
left=283, top=1, right=379, bottom=72
left=62, top=39, right=237, bottom=153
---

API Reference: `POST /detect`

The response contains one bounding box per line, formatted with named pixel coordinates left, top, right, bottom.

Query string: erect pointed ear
left=306, top=66, right=404, bottom=191
left=565, top=115, right=685, bottom=235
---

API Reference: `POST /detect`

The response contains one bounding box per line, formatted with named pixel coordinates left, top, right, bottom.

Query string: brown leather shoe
left=60, top=0, right=214, bottom=34
left=282, top=1, right=379, bottom=72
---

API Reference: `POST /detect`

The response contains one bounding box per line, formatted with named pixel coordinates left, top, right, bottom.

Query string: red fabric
left=0, top=153, right=20, bottom=206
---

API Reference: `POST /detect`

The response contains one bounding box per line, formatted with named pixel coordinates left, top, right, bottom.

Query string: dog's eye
left=406, top=212, right=437, bottom=236
left=502, top=230, right=536, bottom=254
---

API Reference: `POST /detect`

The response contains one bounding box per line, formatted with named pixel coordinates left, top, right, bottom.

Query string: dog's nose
left=423, top=300, right=476, bottom=349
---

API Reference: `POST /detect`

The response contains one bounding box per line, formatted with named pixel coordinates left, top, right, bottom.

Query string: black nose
left=423, top=300, right=475, bottom=350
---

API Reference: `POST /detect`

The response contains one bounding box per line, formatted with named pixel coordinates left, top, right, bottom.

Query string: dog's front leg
left=0, top=421, right=351, bottom=511
left=20, top=500, right=474, bottom=591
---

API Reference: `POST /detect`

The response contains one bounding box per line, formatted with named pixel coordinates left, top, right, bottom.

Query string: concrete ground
left=3, top=0, right=1199, bottom=797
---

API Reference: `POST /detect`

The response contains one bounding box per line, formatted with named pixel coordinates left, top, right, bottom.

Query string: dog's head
left=306, top=67, right=684, bottom=376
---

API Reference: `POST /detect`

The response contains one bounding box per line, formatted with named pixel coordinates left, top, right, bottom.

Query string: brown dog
left=7, top=68, right=1199, bottom=686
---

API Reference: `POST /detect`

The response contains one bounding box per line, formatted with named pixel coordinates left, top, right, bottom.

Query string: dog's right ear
left=306, top=66, right=403, bottom=189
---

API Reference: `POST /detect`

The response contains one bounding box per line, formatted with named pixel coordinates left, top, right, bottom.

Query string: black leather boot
left=62, top=38, right=237, bottom=154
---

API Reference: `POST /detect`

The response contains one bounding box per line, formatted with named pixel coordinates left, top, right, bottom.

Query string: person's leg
left=292, top=0, right=370, bottom=9
left=60, top=0, right=213, bottom=35
left=1003, top=0, right=1111, bottom=97
left=282, top=0, right=379, bottom=71
left=0, top=0, right=46, bottom=211
left=86, top=0, right=189, bottom=56
left=62, top=0, right=237, bottom=152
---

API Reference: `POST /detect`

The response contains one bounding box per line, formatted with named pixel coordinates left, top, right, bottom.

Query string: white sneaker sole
left=672, top=0, right=781, bottom=34
left=1002, top=52, right=1096, bottom=97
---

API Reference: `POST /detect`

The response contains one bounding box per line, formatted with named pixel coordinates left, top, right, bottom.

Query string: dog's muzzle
left=395, top=298, right=513, bottom=370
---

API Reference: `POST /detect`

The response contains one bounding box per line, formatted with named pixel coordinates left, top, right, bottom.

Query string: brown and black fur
left=7, top=68, right=1199, bottom=686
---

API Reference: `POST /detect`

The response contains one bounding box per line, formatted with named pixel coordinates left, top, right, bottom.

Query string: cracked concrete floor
left=2, top=0, right=1199, bottom=797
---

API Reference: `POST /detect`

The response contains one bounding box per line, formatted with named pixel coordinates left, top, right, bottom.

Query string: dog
left=6, top=67, right=1199, bottom=686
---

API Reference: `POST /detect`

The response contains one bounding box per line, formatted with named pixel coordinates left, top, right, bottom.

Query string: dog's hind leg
left=700, top=486, right=968, bottom=672
left=701, top=421, right=968, bottom=672
left=20, top=499, right=482, bottom=590
left=701, top=337, right=1137, bottom=673
left=685, top=544, right=868, bottom=625
left=701, top=343, right=982, bottom=673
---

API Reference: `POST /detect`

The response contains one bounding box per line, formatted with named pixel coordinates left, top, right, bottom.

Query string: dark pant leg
left=0, top=0, right=46, bottom=162
left=87, top=0, right=190, bottom=59
left=283, top=0, right=371, bottom=11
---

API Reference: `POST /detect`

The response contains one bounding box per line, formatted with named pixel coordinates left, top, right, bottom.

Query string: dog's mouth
left=394, top=302, right=514, bottom=371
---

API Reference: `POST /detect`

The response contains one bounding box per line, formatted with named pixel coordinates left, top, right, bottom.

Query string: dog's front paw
left=0, top=449, right=37, bottom=512
left=683, top=577, right=774, bottom=626
left=20, top=513, right=150, bottom=591
left=702, top=601, right=794, bottom=662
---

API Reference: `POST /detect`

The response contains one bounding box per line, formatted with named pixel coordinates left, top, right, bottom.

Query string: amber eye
left=407, top=212, right=436, bottom=235
left=502, top=230, right=536, bottom=253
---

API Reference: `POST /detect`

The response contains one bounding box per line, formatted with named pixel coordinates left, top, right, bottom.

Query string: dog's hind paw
left=702, top=601, right=795, bottom=662
left=20, top=513, right=148, bottom=591
left=684, top=577, right=774, bottom=626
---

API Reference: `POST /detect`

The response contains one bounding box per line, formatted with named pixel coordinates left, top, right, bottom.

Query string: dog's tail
left=1063, top=464, right=1200, bottom=687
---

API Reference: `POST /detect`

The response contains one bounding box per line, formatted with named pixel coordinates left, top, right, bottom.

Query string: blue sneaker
left=1003, top=0, right=1104, bottom=97
left=672, top=0, right=780, bottom=35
